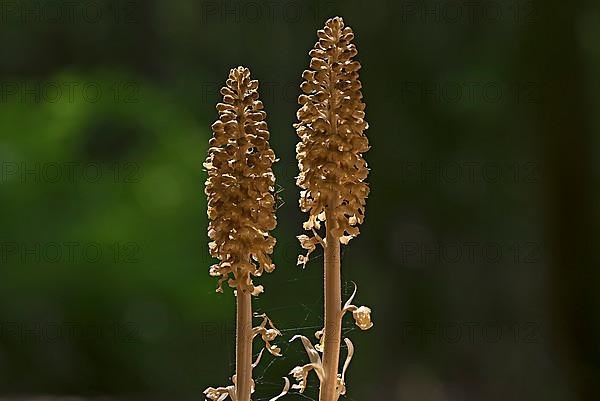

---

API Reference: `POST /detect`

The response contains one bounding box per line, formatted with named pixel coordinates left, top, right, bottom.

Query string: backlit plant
left=290, top=16, right=373, bottom=401
left=202, top=16, right=372, bottom=401
left=203, top=66, right=288, bottom=401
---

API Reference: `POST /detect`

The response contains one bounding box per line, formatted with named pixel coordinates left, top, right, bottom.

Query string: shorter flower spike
left=203, top=67, right=283, bottom=401
left=205, top=66, right=278, bottom=295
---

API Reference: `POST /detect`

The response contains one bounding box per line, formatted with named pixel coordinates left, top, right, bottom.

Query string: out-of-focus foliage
left=0, top=72, right=214, bottom=397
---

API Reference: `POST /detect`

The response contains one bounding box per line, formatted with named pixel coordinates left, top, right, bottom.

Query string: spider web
left=220, top=247, right=362, bottom=401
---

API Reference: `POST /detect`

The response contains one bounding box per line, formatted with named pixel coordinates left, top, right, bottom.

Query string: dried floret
left=252, top=313, right=283, bottom=356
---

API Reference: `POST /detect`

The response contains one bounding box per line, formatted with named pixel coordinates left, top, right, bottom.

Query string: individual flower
left=352, top=306, right=373, bottom=330
left=252, top=313, right=283, bottom=356
left=341, top=282, right=374, bottom=331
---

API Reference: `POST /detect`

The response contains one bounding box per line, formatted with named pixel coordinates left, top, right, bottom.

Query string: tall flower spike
left=295, top=16, right=370, bottom=266
left=204, top=67, right=287, bottom=401
left=205, top=66, right=278, bottom=295
left=291, top=17, right=372, bottom=401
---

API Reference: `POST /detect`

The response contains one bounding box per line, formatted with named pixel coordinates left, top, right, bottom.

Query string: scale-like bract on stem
left=296, top=16, right=370, bottom=266
left=205, top=66, right=278, bottom=295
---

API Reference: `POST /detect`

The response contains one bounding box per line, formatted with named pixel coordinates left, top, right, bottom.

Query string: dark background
left=1, top=0, right=599, bottom=400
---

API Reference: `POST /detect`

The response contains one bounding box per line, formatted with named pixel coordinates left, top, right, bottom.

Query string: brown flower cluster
left=204, top=66, right=278, bottom=294
left=295, top=16, right=369, bottom=265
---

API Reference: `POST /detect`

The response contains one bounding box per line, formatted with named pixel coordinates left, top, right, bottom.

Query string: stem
left=318, top=28, right=343, bottom=401
left=233, top=75, right=253, bottom=401
left=236, top=286, right=253, bottom=401
left=319, top=208, right=342, bottom=401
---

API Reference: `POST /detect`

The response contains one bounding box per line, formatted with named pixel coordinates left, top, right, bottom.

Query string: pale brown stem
left=319, top=208, right=342, bottom=401
left=234, top=77, right=253, bottom=401
left=318, top=32, right=343, bottom=401
left=236, top=287, right=253, bottom=401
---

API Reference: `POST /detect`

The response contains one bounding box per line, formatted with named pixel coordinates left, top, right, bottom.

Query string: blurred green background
left=0, top=0, right=599, bottom=400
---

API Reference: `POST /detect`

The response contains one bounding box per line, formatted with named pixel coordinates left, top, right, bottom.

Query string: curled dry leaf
left=289, top=334, right=325, bottom=392
left=336, top=337, right=355, bottom=396
left=343, top=281, right=358, bottom=310
left=251, top=348, right=264, bottom=369
left=268, top=377, right=290, bottom=401
left=288, top=334, right=356, bottom=397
